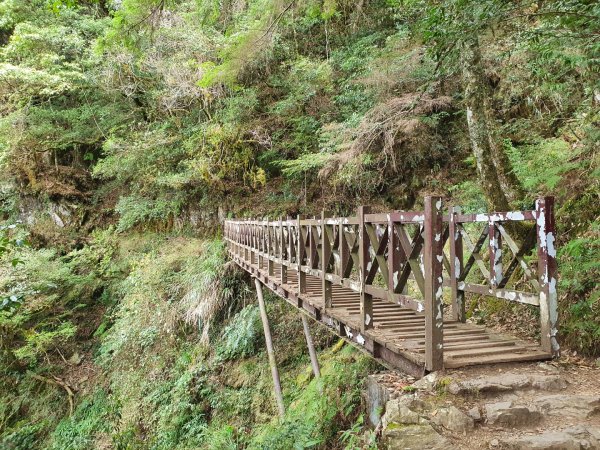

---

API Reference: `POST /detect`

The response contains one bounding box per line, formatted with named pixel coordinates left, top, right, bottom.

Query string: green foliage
left=249, top=344, right=374, bottom=449
left=49, top=390, right=119, bottom=450
left=216, top=304, right=262, bottom=361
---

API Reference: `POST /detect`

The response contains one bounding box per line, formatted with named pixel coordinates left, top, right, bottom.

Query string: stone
left=449, top=374, right=530, bottom=395
left=499, top=426, right=600, bottom=449
left=430, top=406, right=474, bottom=432
left=397, top=395, right=428, bottom=413
left=381, top=400, right=428, bottom=429
left=383, top=424, right=453, bottom=450
left=68, top=352, right=83, bottom=365
left=448, top=373, right=567, bottom=396
left=533, top=394, right=600, bottom=419
left=489, top=438, right=499, bottom=448
left=468, top=406, right=482, bottom=422
left=530, top=375, right=568, bottom=391
left=413, top=372, right=438, bottom=391
left=485, top=401, right=542, bottom=427
left=365, top=374, right=392, bottom=426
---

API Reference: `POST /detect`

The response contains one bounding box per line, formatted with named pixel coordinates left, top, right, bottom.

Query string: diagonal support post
left=301, top=314, right=321, bottom=379
left=254, top=277, right=285, bottom=418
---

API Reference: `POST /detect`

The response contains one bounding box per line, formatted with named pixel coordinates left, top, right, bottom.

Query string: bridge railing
left=224, top=196, right=558, bottom=371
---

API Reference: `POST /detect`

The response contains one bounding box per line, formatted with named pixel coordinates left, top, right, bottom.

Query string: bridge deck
left=231, top=251, right=550, bottom=377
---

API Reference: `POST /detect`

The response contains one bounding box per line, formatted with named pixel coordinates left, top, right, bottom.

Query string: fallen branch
left=29, top=372, right=74, bottom=416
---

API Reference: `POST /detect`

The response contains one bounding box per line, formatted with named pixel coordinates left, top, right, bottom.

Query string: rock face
left=499, top=426, right=600, bottom=449
left=375, top=368, right=597, bottom=450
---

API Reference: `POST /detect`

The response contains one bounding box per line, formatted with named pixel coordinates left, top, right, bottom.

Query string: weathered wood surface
left=225, top=197, right=557, bottom=375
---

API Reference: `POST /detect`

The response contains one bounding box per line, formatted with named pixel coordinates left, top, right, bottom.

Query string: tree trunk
left=462, top=37, right=524, bottom=211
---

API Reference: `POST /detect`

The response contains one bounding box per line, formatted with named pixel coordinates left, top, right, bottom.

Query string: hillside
left=0, top=0, right=598, bottom=448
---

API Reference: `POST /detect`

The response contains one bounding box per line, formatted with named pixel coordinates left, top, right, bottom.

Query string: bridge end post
left=424, top=196, right=444, bottom=372
left=535, top=196, right=560, bottom=357
left=359, top=205, right=373, bottom=334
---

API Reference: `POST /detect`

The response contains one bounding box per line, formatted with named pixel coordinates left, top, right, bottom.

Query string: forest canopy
left=0, top=0, right=598, bottom=448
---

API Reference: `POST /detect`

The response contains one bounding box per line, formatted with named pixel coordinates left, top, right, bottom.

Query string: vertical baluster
left=449, top=206, right=465, bottom=322
left=298, top=215, right=307, bottom=294
left=489, top=220, right=502, bottom=288
left=424, top=196, right=444, bottom=371
left=268, top=220, right=274, bottom=276
left=359, top=206, right=373, bottom=333
left=388, top=217, right=400, bottom=294
left=280, top=217, right=287, bottom=284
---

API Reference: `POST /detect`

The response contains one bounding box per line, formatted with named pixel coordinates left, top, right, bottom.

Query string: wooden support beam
left=359, top=206, right=373, bottom=333
left=535, top=197, right=560, bottom=357
left=254, top=277, right=285, bottom=418
left=449, top=206, right=465, bottom=322
left=301, top=314, right=321, bottom=379
left=424, top=196, right=444, bottom=371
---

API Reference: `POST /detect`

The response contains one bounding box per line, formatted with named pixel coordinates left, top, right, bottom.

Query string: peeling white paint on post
left=424, top=196, right=444, bottom=371
left=535, top=197, right=560, bottom=357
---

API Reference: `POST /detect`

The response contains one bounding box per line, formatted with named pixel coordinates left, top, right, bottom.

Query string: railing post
left=449, top=206, right=465, bottom=322
left=359, top=206, right=373, bottom=333
left=424, top=196, right=444, bottom=371
left=535, top=196, right=560, bottom=357
left=298, top=215, right=306, bottom=294
left=321, top=210, right=332, bottom=308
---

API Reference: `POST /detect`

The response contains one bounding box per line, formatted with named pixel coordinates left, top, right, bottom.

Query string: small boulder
left=533, top=394, right=600, bottom=419
left=383, top=424, right=454, bottom=450
left=430, top=406, right=475, bottom=432
left=413, top=372, right=438, bottom=391
left=381, top=400, right=427, bottom=429
left=468, top=406, right=482, bottom=422
left=485, top=401, right=542, bottom=427
left=498, top=425, right=599, bottom=449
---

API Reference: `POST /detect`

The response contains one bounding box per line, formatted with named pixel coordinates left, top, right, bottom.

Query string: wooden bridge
left=224, top=196, right=559, bottom=377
